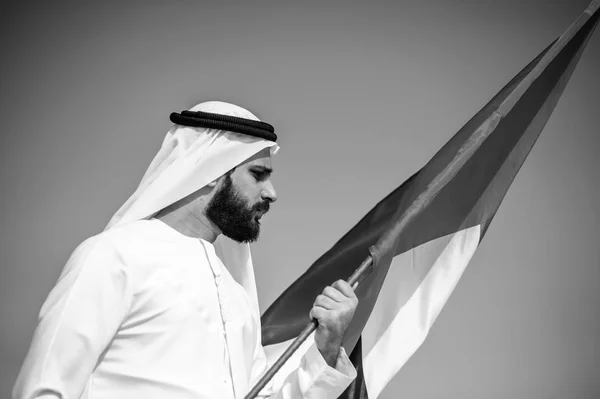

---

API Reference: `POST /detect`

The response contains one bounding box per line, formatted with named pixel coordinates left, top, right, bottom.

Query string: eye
left=250, top=167, right=272, bottom=182
left=252, top=171, right=265, bottom=181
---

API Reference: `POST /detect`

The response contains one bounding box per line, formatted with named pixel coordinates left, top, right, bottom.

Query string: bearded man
left=13, top=101, right=358, bottom=399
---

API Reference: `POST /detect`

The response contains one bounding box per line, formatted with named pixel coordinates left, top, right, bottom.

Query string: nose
left=261, top=181, right=277, bottom=203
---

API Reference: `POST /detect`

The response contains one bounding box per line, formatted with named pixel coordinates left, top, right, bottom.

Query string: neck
left=155, top=203, right=220, bottom=243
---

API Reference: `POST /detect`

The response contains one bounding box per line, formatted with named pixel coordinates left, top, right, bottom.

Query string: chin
left=225, top=229, right=260, bottom=244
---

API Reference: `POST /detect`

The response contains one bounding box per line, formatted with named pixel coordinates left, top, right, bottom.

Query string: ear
left=207, top=170, right=231, bottom=189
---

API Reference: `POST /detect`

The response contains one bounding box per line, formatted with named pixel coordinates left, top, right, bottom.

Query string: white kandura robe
left=13, top=219, right=356, bottom=399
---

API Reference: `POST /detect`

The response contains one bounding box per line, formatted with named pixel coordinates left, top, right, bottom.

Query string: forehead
left=238, top=147, right=273, bottom=168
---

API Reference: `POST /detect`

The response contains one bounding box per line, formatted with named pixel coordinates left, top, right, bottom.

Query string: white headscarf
left=104, top=100, right=279, bottom=312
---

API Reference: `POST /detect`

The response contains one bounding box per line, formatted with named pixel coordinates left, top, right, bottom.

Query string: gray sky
left=1, top=1, right=598, bottom=398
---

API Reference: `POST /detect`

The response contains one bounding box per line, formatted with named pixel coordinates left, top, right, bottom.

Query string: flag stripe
left=496, top=1, right=597, bottom=117
left=362, top=226, right=480, bottom=398
left=341, top=337, right=369, bottom=399
left=472, top=12, right=599, bottom=238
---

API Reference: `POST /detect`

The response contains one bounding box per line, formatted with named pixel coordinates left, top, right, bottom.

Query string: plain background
left=1, top=1, right=598, bottom=398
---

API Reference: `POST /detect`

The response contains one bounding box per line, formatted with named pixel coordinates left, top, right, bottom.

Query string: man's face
left=206, top=148, right=277, bottom=243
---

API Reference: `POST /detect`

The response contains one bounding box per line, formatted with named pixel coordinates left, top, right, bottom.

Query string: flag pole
left=244, top=256, right=374, bottom=399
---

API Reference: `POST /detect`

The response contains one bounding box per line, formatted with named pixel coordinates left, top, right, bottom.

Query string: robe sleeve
left=12, top=237, right=133, bottom=399
left=250, top=326, right=357, bottom=398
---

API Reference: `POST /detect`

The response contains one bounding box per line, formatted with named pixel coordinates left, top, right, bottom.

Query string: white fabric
left=13, top=219, right=356, bottom=399
left=361, top=226, right=480, bottom=398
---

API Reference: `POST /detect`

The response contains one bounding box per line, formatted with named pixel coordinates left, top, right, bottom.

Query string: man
left=13, top=101, right=358, bottom=399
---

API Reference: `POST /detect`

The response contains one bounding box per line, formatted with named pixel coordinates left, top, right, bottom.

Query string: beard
left=206, top=173, right=270, bottom=243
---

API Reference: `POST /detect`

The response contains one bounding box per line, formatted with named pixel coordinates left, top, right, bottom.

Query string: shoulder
left=79, top=218, right=180, bottom=252
left=69, top=219, right=199, bottom=276
left=64, top=220, right=173, bottom=271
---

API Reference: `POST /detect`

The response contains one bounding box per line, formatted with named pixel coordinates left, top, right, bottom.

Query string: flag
left=259, top=2, right=599, bottom=398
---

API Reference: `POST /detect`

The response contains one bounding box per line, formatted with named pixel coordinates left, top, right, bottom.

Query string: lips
left=253, top=202, right=270, bottom=218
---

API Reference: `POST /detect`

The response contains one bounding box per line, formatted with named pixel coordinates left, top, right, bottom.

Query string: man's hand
left=309, top=280, right=358, bottom=367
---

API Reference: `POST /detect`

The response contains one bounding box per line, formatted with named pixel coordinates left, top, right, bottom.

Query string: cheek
left=232, top=178, right=261, bottom=203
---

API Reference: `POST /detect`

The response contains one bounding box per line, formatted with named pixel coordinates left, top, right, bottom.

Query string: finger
left=314, top=294, right=337, bottom=310
left=322, top=286, right=346, bottom=303
left=309, top=305, right=327, bottom=321
left=352, top=281, right=358, bottom=290
left=332, top=279, right=356, bottom=298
